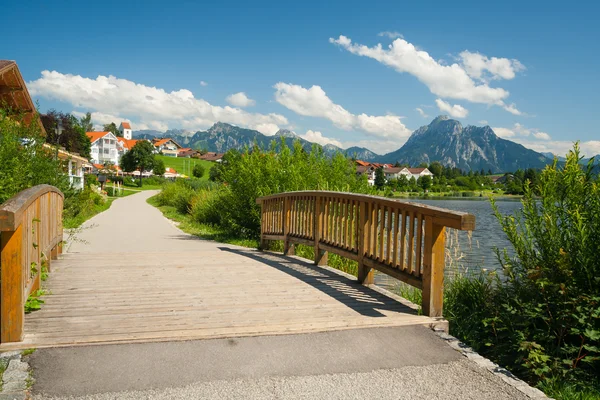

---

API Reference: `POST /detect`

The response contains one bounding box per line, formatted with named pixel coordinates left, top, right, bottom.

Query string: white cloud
left=459, top=51, right=525, bottom=82
left=329, top=35, right=524, bottom=114
left=479, top=120, right=489, bottom=125
left=502, top=103, right=523, bottom=116
left=435, top=99, right=469, bottom=118
left=200, top=81, right=208, bottom=87
left=415, top=107, right=429, bottom=118
left=273, top=82, right=412, bottom=139
left=378, top=31, right=403, bottom=39
left=300, top=130, right=343, bottom=148
left=29, top=71, right=288, bottom=134
left=492, top=123, right=550, bottom=140
left=226, top=92, right=256, bottom=108
left=533, top=132, right=551, bottom=140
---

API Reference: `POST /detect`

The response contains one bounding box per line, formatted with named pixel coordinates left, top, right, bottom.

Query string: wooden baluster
left=378, top=205, right=385, bottom=261
left=386, top=207, right=393, bottom=265
left=422, top=217, right=446, bottom=317
left=399, top=210, right=407, bottom=270
left=284, top=197, right=294, bottom=255
left=415, top=213, right=424, bottom=277
left=314, top=195, right=327, bottom=265
left=369, top=201, right=376, bottom=258
left=357, top=201, right=373, bottom=284
left=407, top=211, right=415, bottom=274
left=392, top=209, right=400, bottom=268
left=1, top=225, right=24, bottom=343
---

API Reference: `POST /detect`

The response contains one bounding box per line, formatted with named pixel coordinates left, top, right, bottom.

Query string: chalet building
left=152, top=138, right=181, bottom=157
left=355, top=160, right=434, bottom=185
left=198, top=152, right=224, bottom=162
left=87, top=131, right=121, bottom=165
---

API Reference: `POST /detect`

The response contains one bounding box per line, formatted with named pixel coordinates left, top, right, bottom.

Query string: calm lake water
left=374, top=198, right=522, bottom=288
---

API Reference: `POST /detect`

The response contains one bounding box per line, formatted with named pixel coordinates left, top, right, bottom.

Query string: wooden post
left=357, top=201, right=373, bottom=284
left=422, top=217, right=446, bottom=317
left=259, top=202, right=267, bottom=250
left=314, top=195, right=327, bottom=265
left=283, top=197, right=294, bottom=256
left=1, top=226, right=24, bottom=343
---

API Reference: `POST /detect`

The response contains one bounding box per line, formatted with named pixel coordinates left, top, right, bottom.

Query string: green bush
left=155, top=180, right=196, bottom=214
left=192, top=164, right=205, bottom=178
left=190, top=189, right=223, bottom=225
left=445, top=144, right=600, bottom=396
left=85, top=174, right=98, bottom=187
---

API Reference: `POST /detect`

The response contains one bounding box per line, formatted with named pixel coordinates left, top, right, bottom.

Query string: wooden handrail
left=0, top=185, right=64, bottom=343
left=256, top=191, right=475, bottom=317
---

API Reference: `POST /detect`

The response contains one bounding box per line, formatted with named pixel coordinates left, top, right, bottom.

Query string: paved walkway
left=17, top=191, right=538, bottom=398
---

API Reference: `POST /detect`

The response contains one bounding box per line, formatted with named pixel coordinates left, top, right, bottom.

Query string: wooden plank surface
left=4, top=247, right=440, bottom=350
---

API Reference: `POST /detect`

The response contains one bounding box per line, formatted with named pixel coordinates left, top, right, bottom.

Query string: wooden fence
left=257, top=191, right=475, bottom=317
left=0, top=185, right=63, bottom=343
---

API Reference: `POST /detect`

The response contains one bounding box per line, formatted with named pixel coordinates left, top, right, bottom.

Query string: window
left=103, top=148, right=109, bottom=154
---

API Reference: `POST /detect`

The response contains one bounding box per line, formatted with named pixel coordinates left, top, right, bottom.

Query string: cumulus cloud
left=378, top=31, right=403, bottom=39
left=29, top=71, right=288, bottom=134
left=479, top=120, right=489, bottom=125
left=492, top=123, right=550, bottom=140
left=200, top=81, right=208, bottom=86
left=226, top=92, right=256, bottom=107
left=300, top=130, right=343, bottom=148
left=329, top=35, right=524, bottom=114
left=459, top=51, right=525, bottom=82
left=415, top=107, right=429, bottom=118
left=435, top=99, right=468, bottom=118
left=273, top=82, right=412, bottom=139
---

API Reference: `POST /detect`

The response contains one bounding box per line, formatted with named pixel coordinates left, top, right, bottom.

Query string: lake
left=374, top=198, right=522, bottom=288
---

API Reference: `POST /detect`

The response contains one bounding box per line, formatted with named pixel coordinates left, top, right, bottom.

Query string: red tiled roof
left=86, top=131, right=111, bottom=143
left=117, top=138, right=138, bottom=150
left=408, top=168, right=427, bottom=174
left=355, top=160, right=370, bottom=167
left=120, top=122, right=131, bottom=129
left=384, top=167, right=403, bottom=173
left=199, top=152, right=224, bottom=161
left=165, top=167, right=177, bottom=174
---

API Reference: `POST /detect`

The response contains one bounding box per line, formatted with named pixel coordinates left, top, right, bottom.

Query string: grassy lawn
left=155, top=155, right=214, bottom=180
left=64, top=198, right=116, bottom=229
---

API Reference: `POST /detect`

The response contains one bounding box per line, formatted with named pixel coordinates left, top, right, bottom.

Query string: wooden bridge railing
left=257, top=191, right=475, bottom=317
left=0, top=185, right=64, bottom=343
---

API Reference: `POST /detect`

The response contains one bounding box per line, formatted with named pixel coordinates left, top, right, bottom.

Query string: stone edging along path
left=0, top=350, right=32, bottom=400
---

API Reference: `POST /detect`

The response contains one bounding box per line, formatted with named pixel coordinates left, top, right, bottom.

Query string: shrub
left=445, top=144, right=600, bottom=395
left=192, top=164, right=205, bottom=178
left=190, top=189, right=223, bottom=225
left=85, top=174, right=98, bottom=187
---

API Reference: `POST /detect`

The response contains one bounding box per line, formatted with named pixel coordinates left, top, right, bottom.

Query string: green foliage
left=418, top=175, right=432, bottom=191
left=374, top=167, right=385, bottom=189
left=63, top=187, right=109, bottom=228
left=24, top=290, right=46, bottom=314
left=79, top=112, right=93, bottom=132
left=214, top=140, right=371, bottom=238
left=120, top=140, right=156, bottom=185
left=85, top=174, right=98, bottom=187
left=0, top=109, right=71, bottom=204
left=103, top=122, right=121, bottom=137
left=41, top=110, right=92, bottom=158
left=153, top=158, right=166, bottom=176
left=445, top=144, right=600, bottom=396
left=192, top=163, right=205, bottom=178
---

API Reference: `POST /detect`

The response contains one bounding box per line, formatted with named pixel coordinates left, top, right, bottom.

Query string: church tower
left=119, top=122, right=132, bottom=140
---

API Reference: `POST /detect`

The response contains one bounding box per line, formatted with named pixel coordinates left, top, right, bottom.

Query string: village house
left=354, top=160, right=434, bottom=185
left=87, top=131, right=122, bottom=165
left=198, top=152, right=224, bottom=162
left=153, top=138, right=182, bottom=157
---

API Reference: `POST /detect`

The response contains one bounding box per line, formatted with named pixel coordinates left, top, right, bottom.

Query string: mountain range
left=134, top=116, right=591, bottom=173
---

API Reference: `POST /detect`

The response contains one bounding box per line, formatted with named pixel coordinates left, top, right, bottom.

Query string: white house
left=153, top=138, right=181, bottom=157
left=87, top=131, right=122, bottom=165
left=119, top=122, right=133, bottom=140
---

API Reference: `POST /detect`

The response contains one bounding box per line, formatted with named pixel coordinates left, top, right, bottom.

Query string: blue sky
left=3, top=0, right=599, bottom=155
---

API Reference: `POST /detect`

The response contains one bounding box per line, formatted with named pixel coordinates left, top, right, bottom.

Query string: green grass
left=21, top=348, right=36, bottom=357
left=63, top=198, right=116, bottom=229
left=147, top=195, right=257, bottom=248
left=155, top=155, right=214, bottom=180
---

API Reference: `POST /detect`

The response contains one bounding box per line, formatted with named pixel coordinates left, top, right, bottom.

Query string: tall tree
left=120, top=140, right=156, bottom=185
left=374, top=167, right=385, bottom=189
left=79, top=112, right=93, bottom=132
left=103, top=122, right=122, bottom=137
left=41, top=110, right=91, bottom=158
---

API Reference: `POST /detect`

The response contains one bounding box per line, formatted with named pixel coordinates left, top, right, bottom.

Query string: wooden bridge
left=0, top=186, right=474, bottom=349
